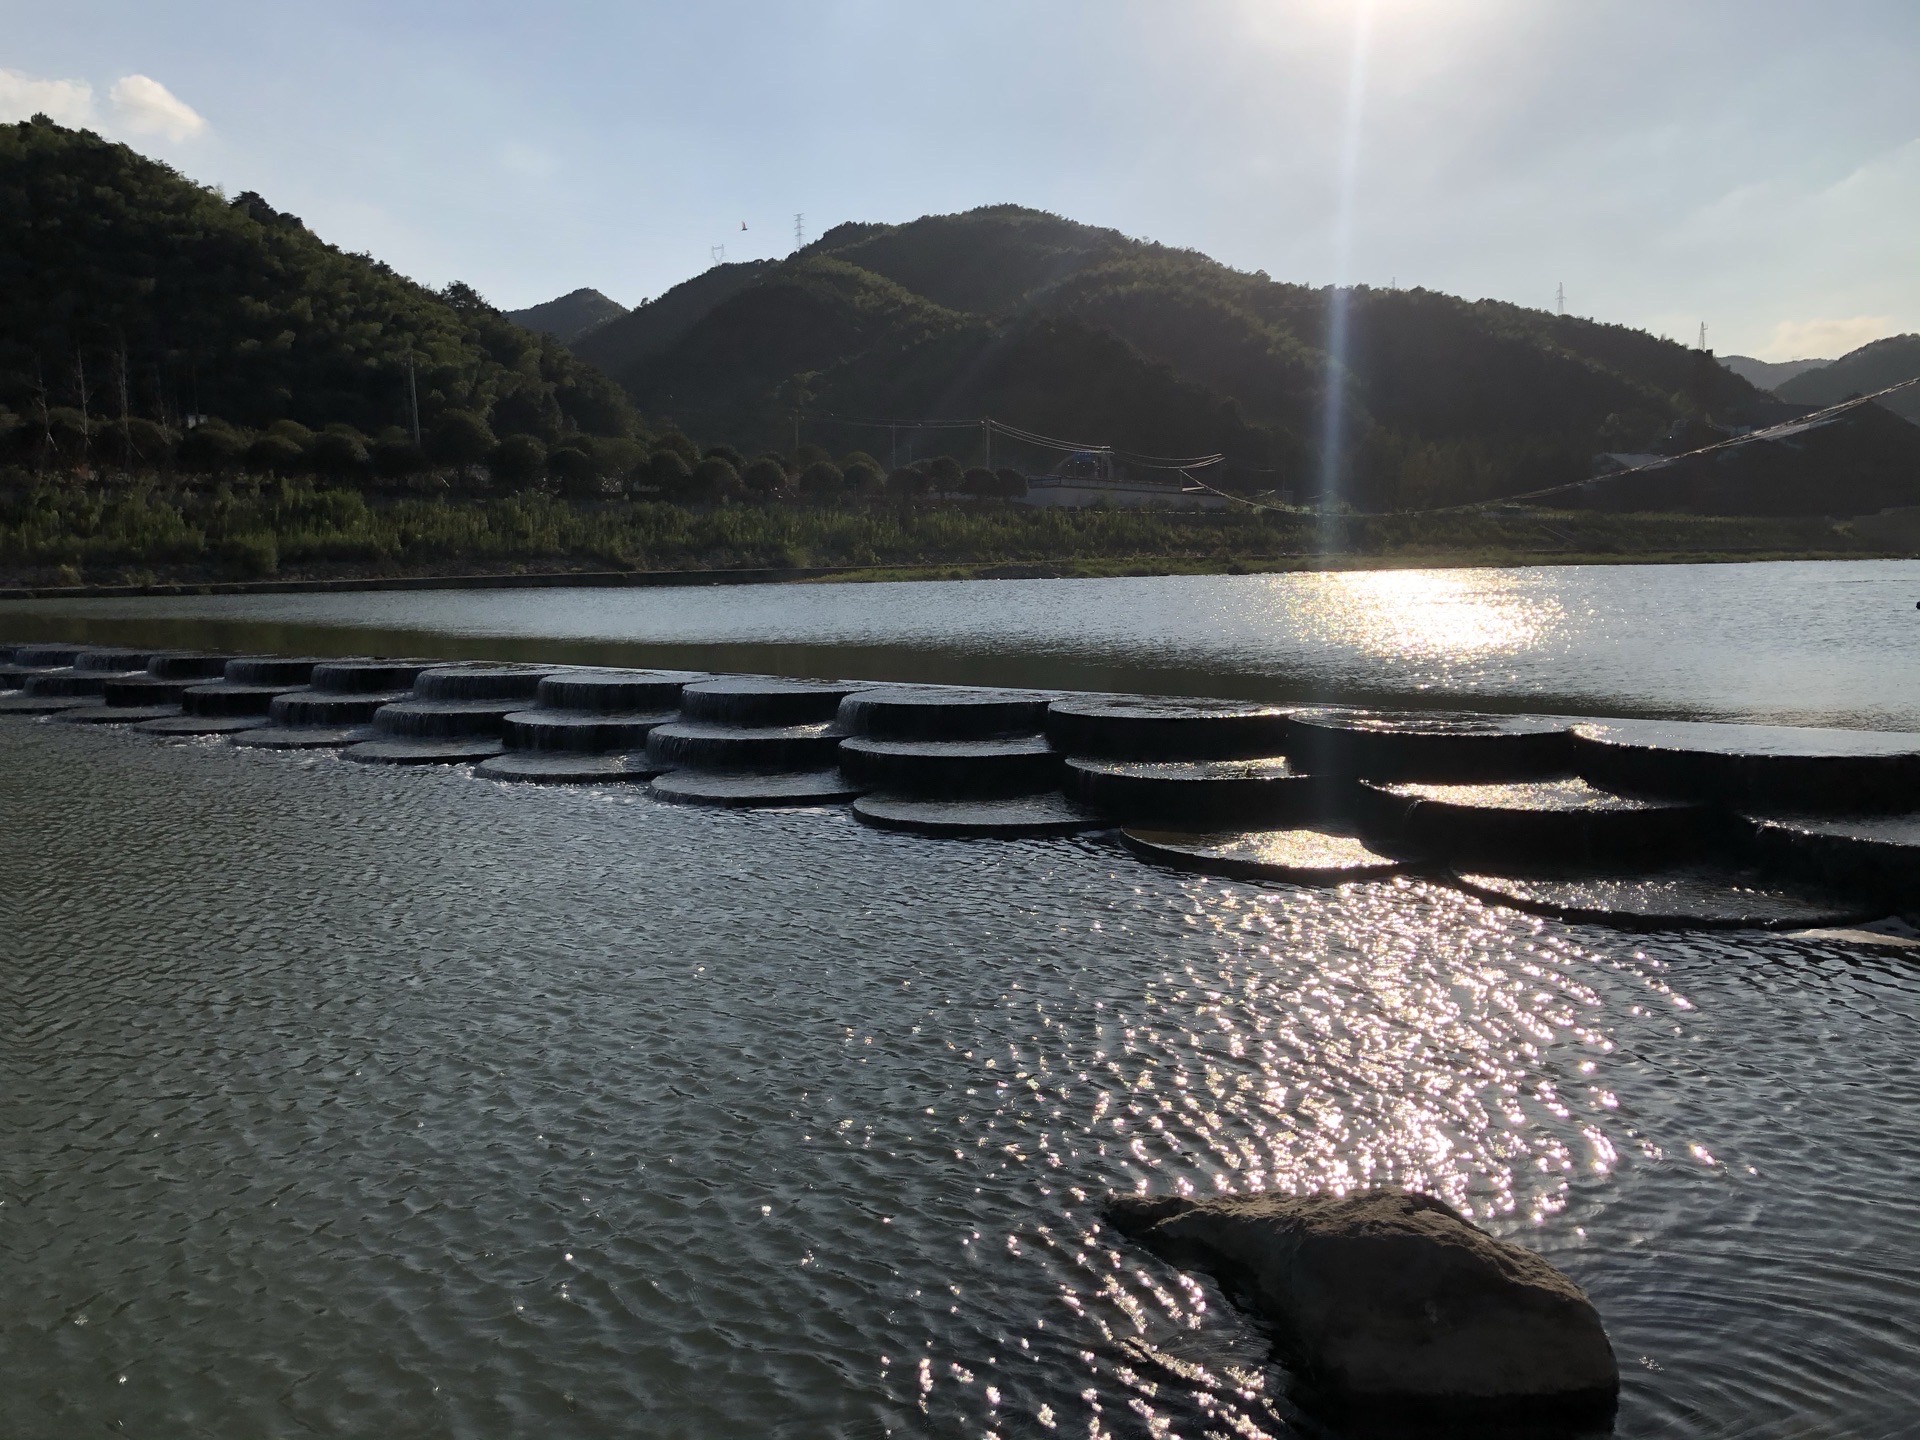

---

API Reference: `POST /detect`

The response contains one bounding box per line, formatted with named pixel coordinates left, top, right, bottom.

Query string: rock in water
left=1104, top=1190, right=1617, bottom=1425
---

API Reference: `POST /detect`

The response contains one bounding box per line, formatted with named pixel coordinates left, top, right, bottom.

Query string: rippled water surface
left=6, top=558, right=1920, bottom=727
left=6, top=719, right=1918, bottom=1438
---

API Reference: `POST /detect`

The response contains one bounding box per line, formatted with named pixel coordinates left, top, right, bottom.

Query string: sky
left=5, top=0, right=1917, bottom=361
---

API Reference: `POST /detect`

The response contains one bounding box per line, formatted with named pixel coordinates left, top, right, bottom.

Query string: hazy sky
left=6, top=1, right=1917, bottom=360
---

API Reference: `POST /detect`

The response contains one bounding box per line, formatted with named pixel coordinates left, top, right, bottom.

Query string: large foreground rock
left=1105, top=1189, right=1617, bottom=1424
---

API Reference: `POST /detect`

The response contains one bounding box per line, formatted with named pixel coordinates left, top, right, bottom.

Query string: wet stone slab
left=230, top=725, right=375, bottom=750
left=1122, top=827, right=1403, bottom=884
left=1045, top=696, right=1298, bottom=761
left=501, top=709, right=678, bottom=753
left=837, top=734, right=1062, bottom=797
left=475, top=752, right=666, bottom=785
left=1451, top=867, right=1878, bottom=931
left=1572, top=720, right=1920, bottom=812
left=370, top=699, right=525, bottom=738
left=306, top=659, right=438, bottom=693
left=133, top=714, right=270, bottom=736
left=852, top=792, right=1105, bottom=838
left=647, top=719, right=850, bottom=770
left=650, top=767, right=864, bottom=808
left=1064, top=755, right=1323, bottom=828
left=1746, top=812, right=1920, bottom=907
left=679, top=677, right=872, bottom=726
left=181, top=682, right=309, bottom=717
left=838, top=687, right=1059, bottom=741
left=342, top=737, right=507, bottom=766
left=56, top=704, right=183, bottom=726
left=536, top=669, right=709, bottom=712
left=411, top=665, right=557, bottom=702
left=1358, top=777, right=1716, bottom=867
left=1288, top=708, right=1576, bottom=781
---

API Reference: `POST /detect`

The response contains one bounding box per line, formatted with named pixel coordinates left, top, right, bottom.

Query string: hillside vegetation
left=505, top=288, right=627, bottom=343
left=581, top=206, right=1787, bottom=508
left=0, top=116, right=642, bottom=476
left=1775, top=334, right=1920, bottom=423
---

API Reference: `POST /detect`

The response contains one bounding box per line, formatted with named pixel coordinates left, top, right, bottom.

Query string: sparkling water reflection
left=5, top=557, right=1919, bottom=726
left=5, top=720, right=1917, bottom=1437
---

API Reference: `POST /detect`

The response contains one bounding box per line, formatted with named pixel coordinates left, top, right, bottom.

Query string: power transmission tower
left=793, top=213, right=805, bottom=251
left=710, top=244, right=727, bottom=263
left=1698, top=321, right=1708, bottom=352
left=1555, top=282, right=1565, bottom=316
left=406, top=350, right=422, bottom=447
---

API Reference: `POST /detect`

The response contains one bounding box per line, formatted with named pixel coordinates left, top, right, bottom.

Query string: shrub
left=885, top=466, right=930, bottom=499
left=794, top=443, right=831, bottom=470
left=372, top=428, right=427, bottom=479
left=428, top=409, right=496, bottom=466
left=550, top=445, right=602, bottom=498
left=926, top=455, right=964, bottom=492
left=959, top=466, right=999, bottom=498
left=490, top=434, right=547, bottom=487
left=741, top=456, right=787, bottom=496
left=246, top=434, right=306, bottom=475
left=702, top=443, right=745, bottom=471
left=844, top=460, right=885, bottom=498
left=653, top=430, right=700, bottom=465
left=308, top=430, right=371, bottom=479
left=690, top=455, right=743, bottom=501
left=176, top=418, right=249, bottom=473
left=798, top=460, right=845, bottom=501
left=993, top=467, right=1029, bottom=499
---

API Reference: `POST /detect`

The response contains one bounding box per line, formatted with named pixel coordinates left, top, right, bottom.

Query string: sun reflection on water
left=1258, top=568, right=1564, bottom=662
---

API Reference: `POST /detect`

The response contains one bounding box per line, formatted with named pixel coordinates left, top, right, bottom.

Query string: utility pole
left=889, top=424, right=897, bottom=471
left=74, top=347, right=91, bottom=466
left=983, top=417, right=991, bottom=470
left=406, top=350, right=422, bottom=447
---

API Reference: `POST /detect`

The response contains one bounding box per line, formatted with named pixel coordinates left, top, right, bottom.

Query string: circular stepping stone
left=412, top=664, right=558, bottom=702
left=1122, top=827, right=1403, bottom=884
left=103, top=676, right=196, bottom=706
left=343, top=737, right=506, bottom=765
left=231, top=724, right=374, bottom=750
left=1573, top=720, right=1920, bottom=812
left=647, top=719, right=849, bottom=770
left=147, top=652, right=235, bottom=680
left=57, top=703, right=183, bottom=726
left=852, top=793, right=1103, bottom=837
left=475, top=752, right=666, bottom=784
left=270, top=689, right=411, bottom=725
left=134, top=714, right=270, bottom=736
left=838, top=735, right=1061, bottom=797
left=1747, top=813, right=1920, bottom=906
left=22, top=669, right=131, bottom=697
left=536, top=668, right=707, bottom=712
left=679, top=677, right=870, bottom=726
left=370, top=698, right=523, bottom=738
left=1451, top=868, right=1875, bottom=931
left=181, top=681, right=305, bottom=717
left=838, top=686, right=1057, bottom=740
left=1065, top=756, right=1322, bottom=827
left=4, top=643, right=88, bottom=667
left=1046, top=696, right=1296, bottom=761
left=651, top=768, right=864, bottom=808
left=308, top=659, right=438, bottom=693
left=222, top=656, right=325, bottom=686
left=1357, top=778, right=1714, bottom=866
left=0, top=692, right=92, bottom=714
left=1288, top=708, right=1574, bottom=781
left=501, top=708, right=677, bottom=753
left=72, top=648, right=159, bottom=672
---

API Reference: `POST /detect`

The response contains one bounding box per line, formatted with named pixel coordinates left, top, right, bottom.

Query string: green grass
left=0, top=473, right=1904, bottom=591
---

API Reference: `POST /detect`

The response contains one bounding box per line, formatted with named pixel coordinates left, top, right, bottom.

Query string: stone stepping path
left=680, top=677, right=868, bottom=726
left=476, top=752, right=667, bottom=785
left=1452, top=867, right=1877, bottom=930
left=1573, top=719, right=1920, bottom=811
left=1121, top=827, right=1403, bottom=884
left=647, top=719, right=848, bottom=771
left=852, top=793, right=1102, bottom=837
left=1066, top=756, right=1323, bottom=828
left=1289, top=708, right=1575, bottom=781
left=1747, top=812, right=1920, bottom=906
left=1357, top=777, right=1712, bottom=866
left=838, top=735, right=1061, bottom=798
left=1046, top=696, right=1296, bottom=761
left=838, top=686, right=1057, bottom=740
left=651, top=768, right=863, bottom=808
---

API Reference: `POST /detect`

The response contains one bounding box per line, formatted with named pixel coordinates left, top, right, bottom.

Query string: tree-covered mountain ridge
left=0, top=116, right=643, bottom=482
left=581, top=204, right=1791, bottom=508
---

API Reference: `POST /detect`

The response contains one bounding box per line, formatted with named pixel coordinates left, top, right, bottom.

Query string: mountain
left=571, top=206, right=1785, bottom=509
left=1775, top=334, right=1920, bottom=424
left=0, top=117, right=639, bottom=445
left=505, top=287, right=627, bottom=343
left=1720, top=354, right=1830, bottom=392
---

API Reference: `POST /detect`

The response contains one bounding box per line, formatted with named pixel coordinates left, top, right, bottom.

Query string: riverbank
left=1, top=481, right=1909, bottom=597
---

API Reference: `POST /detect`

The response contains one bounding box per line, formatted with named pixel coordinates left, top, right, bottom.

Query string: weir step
left=501, top=709, right=678, bottom=753
left=1354, top=777, right=1714, bottom=866
left=1121, top=827, right=1403, bottom=884
left=1289, top=709, right=1576, bottom=782
left=679, top=677, right=869, bottom=726
left=838, top=687, right=1057, bottom=740
left=647, top=719, right=849, bottom=771
left=650, top=768, right=864, bottom=808
left=1045, top=696, right=1297, bottom=761
left=837, top=735, right=1061, bottom=798
left=1065, top=756, right=1322, bottom=828
left=851, top=793, right=1103, bottom=838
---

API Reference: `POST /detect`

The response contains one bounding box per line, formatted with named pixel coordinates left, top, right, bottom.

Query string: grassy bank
left=0, top=475, right=1908, bottom=591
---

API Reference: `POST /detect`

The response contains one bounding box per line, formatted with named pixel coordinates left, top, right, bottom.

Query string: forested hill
left=576, top=206, right=1787, bottom=509
left=505, top=288, right=627, bottom=343
left=0, top=117, right=640, bottom=459
left=1775, top=334, right=1920, bottom=424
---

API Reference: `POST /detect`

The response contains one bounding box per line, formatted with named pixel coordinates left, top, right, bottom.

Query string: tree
left=885, top=466, right=930, bottom=499
left=690, top=455, right=744, bottom=502
left=265, top=418, right=315, bottom=448
left=992, top=466, right=1029, bottom=498
left=702, top=443, right=745, bottom=470
left=794, top=443, right=831, bottom=469
left=100, top=417, right=172, bottom=468
left=927, top=455, right=964, bottom=492
left=742, top=455, right=787, bottom=497
left=489, top=433, right=547, bottom=487
left=429, top=409, right=496, bottom=466
left=372, top=427, right=427, bottom=479
left=798, top=460, right=845, bottom=501
left=549, top=444, right=600, bottom=497
left=653, top=429, right=700, bottom=465
left=844, top=459, right=885, bottom=497
left=175, top=417, right=248, bottom=473
left=309, top=429, right=372, bottom=480
left=646, top=448, right=694, bottom=497
left=959, top=466, right=999, bottom=498
left=246, top=433, right=305, bottom=475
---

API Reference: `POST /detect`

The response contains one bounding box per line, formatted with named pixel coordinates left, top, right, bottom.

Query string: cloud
left=109, top=74, right=207, bottom=141
left=0, top=68, right=95, bottom=127
left=1759, top=315, right=1894, bottom=362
